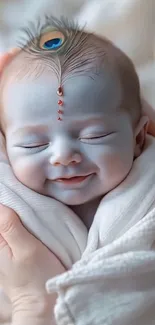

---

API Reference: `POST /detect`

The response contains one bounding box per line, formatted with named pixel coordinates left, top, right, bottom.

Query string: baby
left=0, top=16, right=147, bottom=226
left=1, top=16, right=155, bottom=325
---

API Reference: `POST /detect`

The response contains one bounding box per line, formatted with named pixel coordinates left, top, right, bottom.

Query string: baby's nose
left=49, top=138, right=82, bottom=167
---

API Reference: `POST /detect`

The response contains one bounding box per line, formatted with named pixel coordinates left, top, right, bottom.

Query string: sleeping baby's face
left=0, top=21, right=147, bottom=205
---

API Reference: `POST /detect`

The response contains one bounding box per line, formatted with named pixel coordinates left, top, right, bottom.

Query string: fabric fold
left=0, top=132, right=87, bottom=269
left=47, top=135, right=155, bottom=325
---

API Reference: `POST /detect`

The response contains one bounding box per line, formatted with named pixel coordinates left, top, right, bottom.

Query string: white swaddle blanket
left=47, top=135, right=155, bottom=325
left=0, top=133, right=87, bottom=270
left=0, top=131, right=87, bottom=325
left=1, top=133, right=155, bottom=325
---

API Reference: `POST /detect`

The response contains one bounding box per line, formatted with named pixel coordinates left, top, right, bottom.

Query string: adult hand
left=0, top=48, right=20, bottom=71
left=0, top=205, right=65, bottom=325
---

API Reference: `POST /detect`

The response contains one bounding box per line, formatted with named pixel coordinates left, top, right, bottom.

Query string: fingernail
left=9, top=48, right=21, bottom=55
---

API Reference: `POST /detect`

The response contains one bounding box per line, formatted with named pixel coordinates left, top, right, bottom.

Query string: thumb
left=0, top=204, right=35, bottom=257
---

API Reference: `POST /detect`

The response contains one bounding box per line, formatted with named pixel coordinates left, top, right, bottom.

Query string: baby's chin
left=48, top=192, right=91, bottom=206
left=43, top=187, right=97, bottom=206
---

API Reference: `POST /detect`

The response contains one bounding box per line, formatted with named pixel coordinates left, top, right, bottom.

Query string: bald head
left=0, top=16, right=141, bottom=130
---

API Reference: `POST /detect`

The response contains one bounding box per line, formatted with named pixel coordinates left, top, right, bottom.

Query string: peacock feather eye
left=39, top=30, right=65, bottom=51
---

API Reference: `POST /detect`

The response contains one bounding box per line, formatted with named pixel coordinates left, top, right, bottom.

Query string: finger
left=9, top=48, right=21, bottom=55
left=147, top=121, right=155, bottom=137
left=0, top=48, right=20, bottom=73
left=0, top=54, right=11, bottom=71
left=0, top=204, right=35, bottom=256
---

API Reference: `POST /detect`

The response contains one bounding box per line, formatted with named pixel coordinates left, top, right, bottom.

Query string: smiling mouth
left=54, top=175, right=92, bottom=184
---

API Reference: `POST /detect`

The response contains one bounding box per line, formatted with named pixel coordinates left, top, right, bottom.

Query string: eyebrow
left=12, top=114, right=116, bottom=138
left=12, top=125, right=48, bottom=136
left=68, top=113, right=118, bottom=126
left=70, top=116, right=104, bottom=125
left=12, top=118, right=104, bottom=135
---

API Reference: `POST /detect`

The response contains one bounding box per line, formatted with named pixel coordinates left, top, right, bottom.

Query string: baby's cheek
left=11, top=156, right=45, bottom=191
left=102, top=152, right=132, bottom=174
left=97, top=145, right=134, bottom=187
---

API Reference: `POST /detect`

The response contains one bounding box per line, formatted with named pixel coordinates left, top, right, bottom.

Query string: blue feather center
left=43, top=38, right=63, bottom=50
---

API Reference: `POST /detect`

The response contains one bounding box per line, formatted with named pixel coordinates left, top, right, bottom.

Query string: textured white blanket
left=47, top=135, right=155, bottom=325
left=1, top=134, right=155, bottom=325
left=0, top=131, right=87, bottom=323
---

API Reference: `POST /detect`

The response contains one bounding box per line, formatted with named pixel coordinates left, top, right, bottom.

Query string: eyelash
left=79, top=133, right=114, bottom=143
left=21, top=144, right=49, bottom=152
left=18, top=133, right=114, bottom=152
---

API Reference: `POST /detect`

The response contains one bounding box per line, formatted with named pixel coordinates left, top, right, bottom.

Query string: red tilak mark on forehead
left=57, top=86, right=63, bottom=96
left=58, top=99, right=63, bottom=106
left=58, top=109, right=63, bottom=114
left=57, top=86, right=64, bottom=121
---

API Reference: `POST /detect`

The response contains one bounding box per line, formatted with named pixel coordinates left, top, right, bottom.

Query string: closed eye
left=16, top=143, right=49, bottom=153
left=21, top=143, right=48, bottom=149
left=79, top=132, right=115, bottom=144
left=83, top=135, right=105, bottom=139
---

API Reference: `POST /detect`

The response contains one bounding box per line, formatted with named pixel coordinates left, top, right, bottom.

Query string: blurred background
left=0, top=0, right=154, bottom=108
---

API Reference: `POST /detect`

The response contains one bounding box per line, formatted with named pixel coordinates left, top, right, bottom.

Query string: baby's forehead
left=2, top=52, right=123, bottom=127
left=3, top=30, right=119, bottom=84
left=0, top=21, right=141, bottom=130
left=2, top=50, right=56, bottom=86
left=2, top=39, right=122, bottom=98
left=2, top=27, right=125, bottom=90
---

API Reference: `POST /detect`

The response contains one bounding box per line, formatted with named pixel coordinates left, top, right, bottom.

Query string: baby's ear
left=134, top=116, right=149, bottom=158
left=141, top=98, right=155, bottom=137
